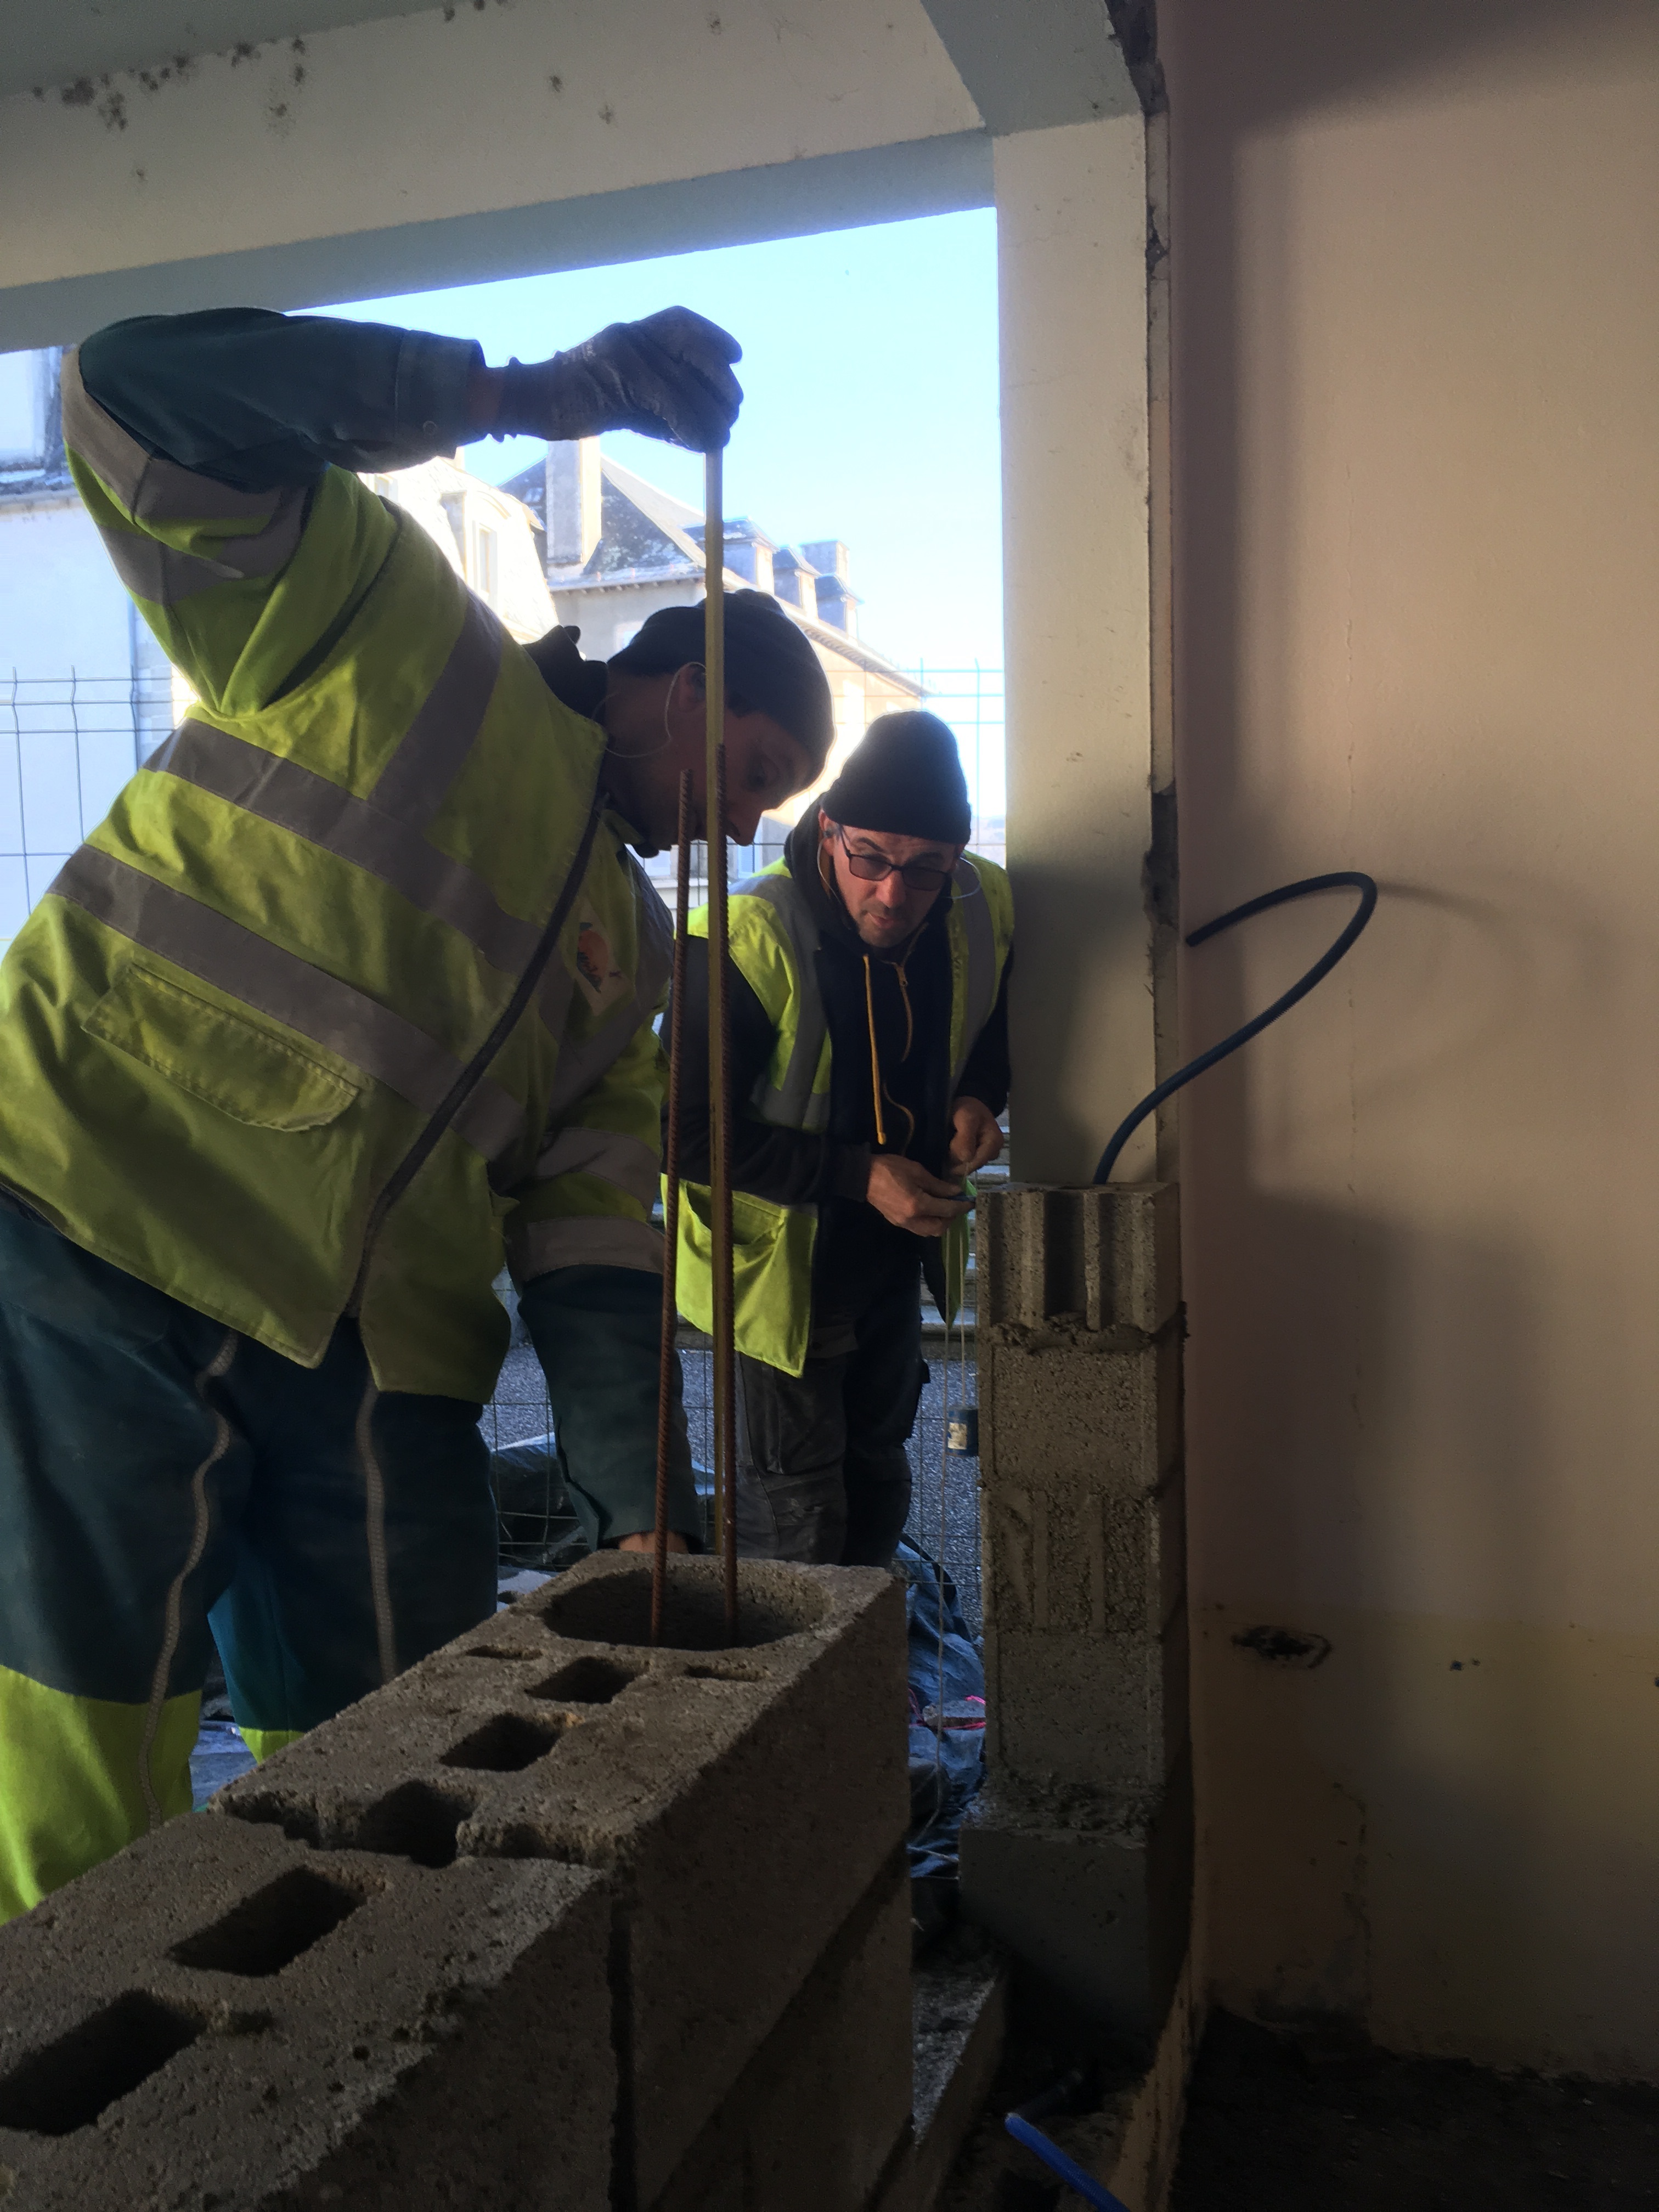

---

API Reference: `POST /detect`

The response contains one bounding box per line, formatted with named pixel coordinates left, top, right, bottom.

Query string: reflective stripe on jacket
left=0, top=351, right=669, bottom=1400
left=676, top=853, right=1014, bottom=1375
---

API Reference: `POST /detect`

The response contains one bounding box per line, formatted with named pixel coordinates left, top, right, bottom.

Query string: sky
left=317, top=208, right=1003, bottom=683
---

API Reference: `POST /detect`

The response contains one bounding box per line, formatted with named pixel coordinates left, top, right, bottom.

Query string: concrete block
left=911, top=1941, right=1008, bottom=2212
left=648, top=1853, right=913, bottom=2212
left=984, top=1604, right=1189, bottom=1791
left=0, top=1807, right=613, bottom=2210
left=979, top=1329, right=1181, bottom=1497
left=980, top=1456, right=1185, bottom=1640
left=977, top=1184, right=1179, bottom=1336
left=958, top=1750, right=1193, bottom=2050
left=215, top=1553, right=909, bottom=2210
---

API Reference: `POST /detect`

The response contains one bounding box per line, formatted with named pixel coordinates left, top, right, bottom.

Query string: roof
left=495, top=449, right=922, bottom=691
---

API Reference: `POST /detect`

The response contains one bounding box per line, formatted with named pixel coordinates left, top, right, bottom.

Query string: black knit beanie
left=608, top=589, right=834, bottom=771
left=817, top=711, right=971, bottom=845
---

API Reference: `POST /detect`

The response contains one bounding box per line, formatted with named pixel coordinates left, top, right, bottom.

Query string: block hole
left=0, top=1992, right=201, bottom=2136
left=352, top=1781, right=472, bottom=1868
left=531, top=1656, right=640, bottom=1706
left=439, top=1713, right=565, bottom=1773
left=170, top=1867, right=362, bottom=1978
left=539, top=1560, right=831, bottom=1650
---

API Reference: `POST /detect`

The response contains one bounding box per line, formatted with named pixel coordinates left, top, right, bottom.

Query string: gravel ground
left=481, top=1333, right=985, bottom=1631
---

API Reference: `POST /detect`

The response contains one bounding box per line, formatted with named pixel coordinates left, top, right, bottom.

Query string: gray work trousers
left=733, top=1255, right=923, bottom=1567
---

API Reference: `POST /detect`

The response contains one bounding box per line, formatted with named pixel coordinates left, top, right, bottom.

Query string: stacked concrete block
left=0, top=1553, right=910, bottom=2212
left=961, top=1183, right=1192, bottom=2047
left=0, top=1808, right=613, bottom=2210
left=214, top=1553, right=910, bottom=2209
left=651, top=1853, right=915, bottom=2212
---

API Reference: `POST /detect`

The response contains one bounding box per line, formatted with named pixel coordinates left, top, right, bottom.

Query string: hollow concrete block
left=957, top=1750, right=1194, bottom=2050
left=972, top=1182, right=1191, bottom=2039
left=0, top=1807, right=613, bottom=2210
left=648, top=1852, right=913, bottom=2212
left=215, top=1553, right=909, bottom=2211
left=977, top=1183, right=1179, bottom=1336
left=979, top=1330, right=1182, bottom=1497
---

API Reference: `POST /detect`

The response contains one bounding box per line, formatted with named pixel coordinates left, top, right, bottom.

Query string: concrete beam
left=919, top=0, right=1139, bottom=132
left=1, top=0, right=986, bottom=348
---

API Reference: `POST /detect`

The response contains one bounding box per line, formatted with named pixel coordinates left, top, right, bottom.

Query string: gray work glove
left=501, top=307, right=743, bottom=452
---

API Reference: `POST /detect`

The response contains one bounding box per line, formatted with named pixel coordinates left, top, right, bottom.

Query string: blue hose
left=1093, top=870, right=1378, bottom=1184
left=1005, top=2113, right=1133, bottom=2209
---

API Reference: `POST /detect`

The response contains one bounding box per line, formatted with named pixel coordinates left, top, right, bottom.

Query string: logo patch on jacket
left=573, top=910, right=630, bottom=1015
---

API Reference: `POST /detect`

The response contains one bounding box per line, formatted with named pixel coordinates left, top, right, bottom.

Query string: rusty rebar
left=650, top=768, right=694, bottom=1648
left=704, top=447, right=739, bottom=1645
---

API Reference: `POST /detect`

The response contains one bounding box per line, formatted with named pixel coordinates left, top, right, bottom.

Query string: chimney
left=545, top=439, right=602, bottom=567
left=772, top=547, right=820, bottom=611
left=799, top=539, right=850, bottom=584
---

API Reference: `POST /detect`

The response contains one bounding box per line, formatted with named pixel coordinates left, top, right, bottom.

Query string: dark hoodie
left=672, top=805, right=1010, bottom=1319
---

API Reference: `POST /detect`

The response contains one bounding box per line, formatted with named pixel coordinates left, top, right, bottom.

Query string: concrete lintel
left=918, top=0, right=1138, bottom=134
left=0, top=131, right=993, bottom=352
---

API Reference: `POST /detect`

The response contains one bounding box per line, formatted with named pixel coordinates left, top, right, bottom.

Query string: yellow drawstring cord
left=862, top=954, right=887, bottom=1147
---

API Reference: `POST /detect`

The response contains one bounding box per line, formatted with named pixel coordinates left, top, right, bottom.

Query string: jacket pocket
left=83, top=961, right=361, bottom=1132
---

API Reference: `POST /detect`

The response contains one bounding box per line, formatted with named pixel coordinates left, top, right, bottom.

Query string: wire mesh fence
left=1, top=669, right=174, bottom=945
left=483, top=1311, right=985, bottom=1632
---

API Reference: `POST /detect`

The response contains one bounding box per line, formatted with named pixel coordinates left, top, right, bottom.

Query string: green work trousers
left=0, top=1199, right=496, bottom=1923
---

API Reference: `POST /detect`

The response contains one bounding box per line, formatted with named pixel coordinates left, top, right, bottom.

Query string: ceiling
left=1, top=1, right=427, bottom=100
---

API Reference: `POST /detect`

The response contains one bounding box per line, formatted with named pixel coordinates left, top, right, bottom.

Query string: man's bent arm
left=79, top=307, right=487, bottom=494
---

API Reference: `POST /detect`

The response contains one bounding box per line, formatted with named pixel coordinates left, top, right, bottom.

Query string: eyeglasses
left=835, top=826, right=955, bottom=894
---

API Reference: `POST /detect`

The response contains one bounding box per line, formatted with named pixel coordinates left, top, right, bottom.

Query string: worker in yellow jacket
left=674, top=713, right=1013, bottom=1564
left=0, top=305, right=832, bottom=1921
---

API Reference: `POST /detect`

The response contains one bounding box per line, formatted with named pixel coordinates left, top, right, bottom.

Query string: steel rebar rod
left=704, top=447, right=739, bottom=1644
left=650, top=768, right=695, bottom=1647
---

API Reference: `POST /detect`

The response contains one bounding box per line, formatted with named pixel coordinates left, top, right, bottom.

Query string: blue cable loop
left=1004, top=2114, right=1133, bottom=2210
left=1093, top=870, right=1379, bottom=1186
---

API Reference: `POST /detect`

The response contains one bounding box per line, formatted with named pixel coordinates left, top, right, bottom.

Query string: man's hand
left=617, top=1530, right=691, bottom=1555
left=947, top=1097, right=1004, bottom=1176
left=865, top=1155, right=971, bottom=1238
left=498, top=308, right=743, bottom=453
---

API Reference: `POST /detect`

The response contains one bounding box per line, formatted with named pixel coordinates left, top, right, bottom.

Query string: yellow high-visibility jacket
left=0, top=350, right=668, bottom=1401
left=675, top=853, right=1014, bottom=1375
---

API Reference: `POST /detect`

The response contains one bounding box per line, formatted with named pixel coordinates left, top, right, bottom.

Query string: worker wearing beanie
left=0, top=304, right=832, bottom=1920
left=674, top=712, right=1013, bottom=1565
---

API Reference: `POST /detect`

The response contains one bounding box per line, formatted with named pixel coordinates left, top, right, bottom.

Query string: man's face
left=820, top=811, right=960, bottom=949
left=607, top=665, right=812, bottom=846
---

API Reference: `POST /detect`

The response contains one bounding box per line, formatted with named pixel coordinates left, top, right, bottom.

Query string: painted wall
left=998, top=114, right=1156, bottom=1186
left=1163, top=0, right=1659, bottom=2076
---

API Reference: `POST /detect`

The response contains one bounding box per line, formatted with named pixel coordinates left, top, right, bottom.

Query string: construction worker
left=675, top=712, right=1013, bottom=1564
left=0, top=304, right=834, bottom=1921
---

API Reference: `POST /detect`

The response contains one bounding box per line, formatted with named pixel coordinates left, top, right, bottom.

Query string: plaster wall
left=997, top=116, right=1156, bottom=1186
left=1163, top=0, right=1659, bottom=2075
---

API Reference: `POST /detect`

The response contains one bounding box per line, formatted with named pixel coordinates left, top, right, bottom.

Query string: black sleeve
left=955, top=943, right=1012, bottom=1116
left=673, top=938, right=870, bottom=1205
left=77, top=308, right=482, bottom=495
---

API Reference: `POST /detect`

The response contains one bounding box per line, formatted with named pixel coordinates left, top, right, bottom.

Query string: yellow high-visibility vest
left=0, top=352, right=669, bottom=1400
left=676, top=854, right=1013, bottom=1375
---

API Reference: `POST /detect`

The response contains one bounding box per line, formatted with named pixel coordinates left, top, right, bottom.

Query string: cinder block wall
left=962, top=1184, right=1191, bottom=2047
left=0, top=1554, right=910, bottom=2211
